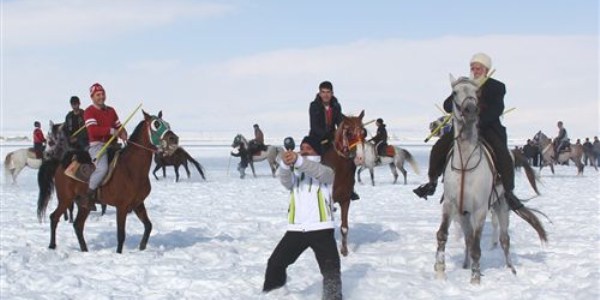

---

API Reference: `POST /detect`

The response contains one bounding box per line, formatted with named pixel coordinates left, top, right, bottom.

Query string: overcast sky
left=1, top=0, right=598, bottom=142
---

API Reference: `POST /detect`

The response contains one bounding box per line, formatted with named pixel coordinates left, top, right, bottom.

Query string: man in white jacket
left=263, top=135, right=342, bottom=300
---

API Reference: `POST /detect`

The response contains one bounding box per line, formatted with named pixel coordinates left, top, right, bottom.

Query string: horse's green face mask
left=148, top=116, right=171, bottom=147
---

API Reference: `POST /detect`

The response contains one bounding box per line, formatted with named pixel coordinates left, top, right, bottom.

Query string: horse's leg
left=174, top=165, right=180, bottom=182
left=369, top=167, right=375, bottom=186
left=339, top=200, right=350, bottom=257
left=435, top=207, right=451, bottom=280
left=72, top=205, right=91, bottom=252
left=134, top=203, right=152, bottom=251
left=357, top=167, right=363, bottom=184
left=250, top=161, right=257, bottom=178
left=397, top=163, right=408, bottom=185
left=495, top=200, right=516, bottom=275
left=116, top=207, right=128, bottom=254
left=101, top=204, right=107, bottom=216
left=490, top=206, right=499, bottom=249
left=469, top=210, right=486, bottom=284
left=183, top=161, right=191, bottom=178
left=68, top=202, right=74, bottom=223
left=389, top=163, right=398, bottom=184
left=48, top=199, right=71, bottom=249
left=459, top=214, right=473, bottom=270
left=152, top=164, right=161, bottom=180
left=162, top=165, right=166, bottom=178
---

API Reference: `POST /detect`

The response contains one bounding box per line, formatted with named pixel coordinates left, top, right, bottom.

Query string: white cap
left=470, top=53, right=492, bottom=70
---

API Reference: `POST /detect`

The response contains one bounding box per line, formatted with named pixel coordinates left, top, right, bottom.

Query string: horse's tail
left=185, top=150, right=206, bottom=180
left=400, top=148, right=420, bottom=175
left=514, top=206, right=548, bottom=244
left=37, top=158, right=59, bottom=223
left=513, top=149, right=540, bottom=195
left=3, top=152, right=13, bottom=181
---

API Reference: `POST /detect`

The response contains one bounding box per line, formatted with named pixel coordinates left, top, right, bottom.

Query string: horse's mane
left=128, top=120, right=146, bottom=143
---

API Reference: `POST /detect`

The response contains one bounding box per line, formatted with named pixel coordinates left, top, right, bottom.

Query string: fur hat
left=470, top=53, right=492, bottom=70
left=301, top=135, right=323, bottom=155
left=89, top=83, right=105, bottom=96
left=319, top=81, right=333, bottom=91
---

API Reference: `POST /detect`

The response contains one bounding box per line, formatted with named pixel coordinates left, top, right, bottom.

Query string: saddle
left=384, top=145, right=395, bottom=157
left=28, top=148, right=43, bottom=159
left=64, top=145, right=122, bottom=184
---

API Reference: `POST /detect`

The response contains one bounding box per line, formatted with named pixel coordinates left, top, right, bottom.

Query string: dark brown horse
left=153, top=147, right=206, bottom=182
left=321, top=110, right=365, bottom=256
left=37, top=111, right=179, bottom=253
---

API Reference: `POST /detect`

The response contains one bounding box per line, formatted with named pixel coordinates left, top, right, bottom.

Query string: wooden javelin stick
left=95, top=103, right=143, bottom=161
left=71, top=125, right=87, bottom=138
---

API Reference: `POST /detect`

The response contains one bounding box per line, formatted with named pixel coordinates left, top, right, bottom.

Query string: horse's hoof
left=435, top=271, right=447, bottom=280
left=340, top=247, right=348, bottom=257
left=48, top=244, right=56, bottom=250
left=470, top=276, right=481, bottom=285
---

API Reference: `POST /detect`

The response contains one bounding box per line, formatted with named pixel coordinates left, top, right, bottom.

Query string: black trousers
left=428, top=126, right=515, bottom=191
left=263, top=229, right=342, bottom=300
left=33, top=143, right=45, bottom=159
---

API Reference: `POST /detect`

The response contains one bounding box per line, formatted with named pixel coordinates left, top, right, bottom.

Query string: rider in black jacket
left=414, top=53, right=524, bottom=211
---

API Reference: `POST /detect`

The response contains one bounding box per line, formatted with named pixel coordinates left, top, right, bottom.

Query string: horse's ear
left=142, top=110, right=150, bottom=121
left=358, top=110, right=365, bottom=120
left=49, top=120, right=54, bottom=128
left=158, top=110, right=163, bottom=119
left=449, top=73, right=457, bottom=87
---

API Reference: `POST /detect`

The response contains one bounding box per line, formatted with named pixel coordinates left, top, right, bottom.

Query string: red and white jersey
left=84, top=105, right=121, bottom=145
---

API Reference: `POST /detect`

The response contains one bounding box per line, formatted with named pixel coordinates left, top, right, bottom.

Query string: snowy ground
left=1, top=143, right=599, bottom=299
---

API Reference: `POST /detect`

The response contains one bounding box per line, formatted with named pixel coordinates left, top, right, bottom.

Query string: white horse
left=230, top=134, right=282, bottom=178
left=4, top=122, right=62, bottom=184
left=354, top=141, right=420, bottom=185
left=434, top=76, right=547, bottom=284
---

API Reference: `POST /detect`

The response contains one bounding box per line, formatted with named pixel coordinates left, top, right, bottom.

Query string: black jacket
left=309, top=95, right=343, bottom=143
left=444, top=77, right=506, bottom=132
left=370, top=125, right=388, bottom=145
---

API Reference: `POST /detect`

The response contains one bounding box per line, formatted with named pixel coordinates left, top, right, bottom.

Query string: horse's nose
left=167, top=132, right=179, bottom=145
left=463, top=103, right=477, bottom=115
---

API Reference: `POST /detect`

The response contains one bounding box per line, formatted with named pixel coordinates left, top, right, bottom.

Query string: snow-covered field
left=1, top=144, right=599, bottom=299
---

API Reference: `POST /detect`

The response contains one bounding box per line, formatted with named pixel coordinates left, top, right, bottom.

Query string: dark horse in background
left=153, top=147, right=206, bottom=182
left=37, top=111, right=179, bottom=253
left=324, top=111, right=365, bottom=256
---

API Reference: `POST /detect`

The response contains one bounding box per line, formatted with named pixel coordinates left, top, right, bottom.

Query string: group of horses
left=4, top=81, right=556, bottom=284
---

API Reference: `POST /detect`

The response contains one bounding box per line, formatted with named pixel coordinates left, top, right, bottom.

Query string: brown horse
left=321, top=110, right=365, bottom=256
left=533, top=131, right=594, bottom=175
left=37, top=111, right=179, bottom=253
left=153, top=146, right=206, bottom=182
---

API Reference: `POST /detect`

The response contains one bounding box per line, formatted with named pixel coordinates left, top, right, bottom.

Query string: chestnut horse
left=37, top=111, right=179, bottom=253
left=322, top=111, right=365, bottom=256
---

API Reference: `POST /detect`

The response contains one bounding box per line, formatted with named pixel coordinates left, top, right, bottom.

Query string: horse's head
left=334, top=110, right=365, bottom=159
left=44, top=121, right=68, bottom=160
left=143, top=110, right=179, bottom=155
left=450, top=75, right=479, bottom=138
left=231, top=134, right=247, bottom=149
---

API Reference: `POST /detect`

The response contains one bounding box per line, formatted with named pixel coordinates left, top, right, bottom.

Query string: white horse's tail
left=4, top=152, right=14, bottom=182
left=400, top=148, right=420, bottom=176
left=513, top=206, right=548, bottom=244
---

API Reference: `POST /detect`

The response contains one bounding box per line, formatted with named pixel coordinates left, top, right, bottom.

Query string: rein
left=128, top=140, right=158, bottom=153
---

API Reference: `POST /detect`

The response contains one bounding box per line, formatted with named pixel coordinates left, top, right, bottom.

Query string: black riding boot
left=351, top=190, right=360, bottom=201
left=413, top=180, right=438, bottom=200
left=75, top=189, right=98, bottom=211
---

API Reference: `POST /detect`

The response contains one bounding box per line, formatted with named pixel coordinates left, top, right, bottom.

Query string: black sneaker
left=350, top=191, right=360, bottom=201
left=413, top=182, right=437, bottom=199
left=504, top=191, right=524, bottom=211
